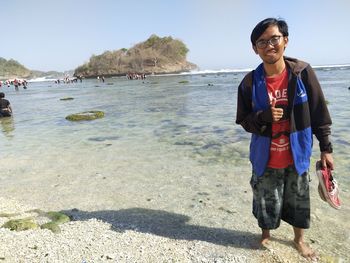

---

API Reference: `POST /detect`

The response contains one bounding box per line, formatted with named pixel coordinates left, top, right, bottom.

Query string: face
left=253, top=25, right=288, bottom=65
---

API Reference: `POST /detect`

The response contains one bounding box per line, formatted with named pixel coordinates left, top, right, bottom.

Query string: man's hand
left=321, top=152, right=334, bottom=170
left=271, top=98, right=283, bottom=122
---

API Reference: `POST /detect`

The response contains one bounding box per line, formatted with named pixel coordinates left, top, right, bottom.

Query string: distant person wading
left=0, top=92, right=13, bottom=117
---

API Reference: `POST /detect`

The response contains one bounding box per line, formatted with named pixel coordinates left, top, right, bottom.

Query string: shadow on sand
left=62, top=207, right=259, bottom=249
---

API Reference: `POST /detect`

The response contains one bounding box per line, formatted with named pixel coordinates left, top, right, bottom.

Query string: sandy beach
left=0, top=150, right=348, bottom=263
left=0, top=196, right=316, bottom=263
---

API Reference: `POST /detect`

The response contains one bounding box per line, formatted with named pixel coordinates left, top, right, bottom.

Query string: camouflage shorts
left=250, top=166, right=310, bottom=229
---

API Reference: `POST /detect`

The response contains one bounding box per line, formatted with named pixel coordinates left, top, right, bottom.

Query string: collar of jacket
left=284, top=56, right=309, bottom=77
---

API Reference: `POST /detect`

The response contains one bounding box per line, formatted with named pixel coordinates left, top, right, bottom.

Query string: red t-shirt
left=266, top=69, right=293, bottom=168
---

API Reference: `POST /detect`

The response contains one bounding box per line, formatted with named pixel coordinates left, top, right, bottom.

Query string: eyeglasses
left=255, top=35, right=283, bottom=49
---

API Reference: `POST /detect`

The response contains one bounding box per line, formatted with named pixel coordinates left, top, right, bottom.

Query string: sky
left=1, top=0, right=349, bottom=72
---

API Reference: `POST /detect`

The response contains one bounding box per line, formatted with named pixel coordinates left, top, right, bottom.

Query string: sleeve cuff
left=257, top=109, right=272, bottom=123
left=320, top=141, right=333, bottom=153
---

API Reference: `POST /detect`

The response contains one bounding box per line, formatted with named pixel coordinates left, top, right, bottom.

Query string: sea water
left=2, top=69, right=349, bottom=182
left=0, top=68, right=349, bottom=258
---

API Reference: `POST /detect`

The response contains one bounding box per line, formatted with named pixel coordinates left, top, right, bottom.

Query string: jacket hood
left=284, top=56, right=309, bottom=76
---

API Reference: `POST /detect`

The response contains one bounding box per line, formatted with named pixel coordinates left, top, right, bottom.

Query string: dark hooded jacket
left=236, top=56, right=332, bottom=176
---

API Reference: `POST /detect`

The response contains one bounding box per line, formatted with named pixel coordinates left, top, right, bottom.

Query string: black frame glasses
left=256, top=35, right=283, bottom=49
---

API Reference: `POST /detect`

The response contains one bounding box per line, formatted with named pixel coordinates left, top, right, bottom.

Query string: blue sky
left=1, top=0, right=349, bottom=71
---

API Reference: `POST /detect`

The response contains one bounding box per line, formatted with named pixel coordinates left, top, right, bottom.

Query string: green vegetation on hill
left=0, top=57, right=31, bottom=79
left=0, top=57, right=73, bottom=80
left=74, top=34, right=197, bottom=78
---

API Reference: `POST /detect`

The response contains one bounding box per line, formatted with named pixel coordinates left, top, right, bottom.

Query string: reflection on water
left=0, top=116, right=15, bottom=137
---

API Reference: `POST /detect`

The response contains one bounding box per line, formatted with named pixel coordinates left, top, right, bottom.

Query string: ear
left=283, top=36, right=289, bottom=50
left=252, top=45, right=258, bottom=54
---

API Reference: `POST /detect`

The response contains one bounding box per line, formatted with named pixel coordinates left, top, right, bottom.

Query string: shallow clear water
left=0, top=74, right=251, bottom=167
left=3, top=69, right=349, bottom=180
left=0, top=69, right=349, bottom=259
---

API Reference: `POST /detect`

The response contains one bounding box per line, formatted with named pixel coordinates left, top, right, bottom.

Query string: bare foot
left=293, top=240, right=318, bottom=261
left=260, top=229, right=271, bottom=247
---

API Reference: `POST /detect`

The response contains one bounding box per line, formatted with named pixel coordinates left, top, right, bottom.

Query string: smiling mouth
left=266, top=51, right=277, bottom=56
left=266, top=49, right=276, bottom=54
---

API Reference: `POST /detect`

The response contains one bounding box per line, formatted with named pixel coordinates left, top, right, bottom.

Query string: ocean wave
left=312, top=64, right=350, bottom=69
left=185, top=64, right=350, bottom=75
left=28, top=77, right=58, bottom=82
left=184, top=68, right=252, bottom=75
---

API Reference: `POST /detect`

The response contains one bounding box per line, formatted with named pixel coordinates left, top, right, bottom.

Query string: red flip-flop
left=316, top=161, right=341, bottom=209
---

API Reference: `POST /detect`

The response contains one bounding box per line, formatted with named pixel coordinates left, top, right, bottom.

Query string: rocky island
left=74, top=34, right=197, bottom=78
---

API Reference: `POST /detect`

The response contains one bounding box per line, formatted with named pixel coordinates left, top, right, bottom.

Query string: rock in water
left=66, top=111, right=105, bottom=121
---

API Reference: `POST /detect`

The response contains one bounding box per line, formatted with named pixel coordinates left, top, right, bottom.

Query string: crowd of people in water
left=54, top=73, right=147, bottom=84
left=0, top=72, right=150, bottom=119
left=1, top=72, right=149, bottom=91
left=2, top=72, right=149, bottom=91
left=0, top=79, right=28, bottom=90
left=55, top=75, right=83, bottom=84
left=126, top=73, right=146, bottom=80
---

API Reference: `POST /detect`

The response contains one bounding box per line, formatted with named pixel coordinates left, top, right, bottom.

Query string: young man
left=0, top=92, right=13, bottom=117
left=236, top=18, right=333, bottom=260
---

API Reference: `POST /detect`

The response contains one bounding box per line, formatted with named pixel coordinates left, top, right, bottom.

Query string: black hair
left=250, top=18, right=289, bottom=46
left=0, top=92, right=4, bottom=98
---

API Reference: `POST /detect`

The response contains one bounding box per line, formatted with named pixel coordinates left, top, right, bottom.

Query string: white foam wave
left=28, top=77, right=57, bottom=82
left=186, top=64, right=350, bottom=75
left=312, top=64, right=350, bottom=69
left=184, top=68, right=252, bottom=75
